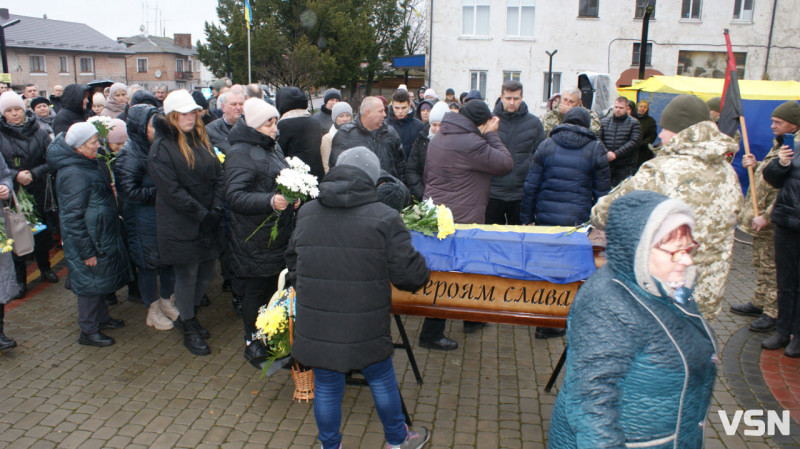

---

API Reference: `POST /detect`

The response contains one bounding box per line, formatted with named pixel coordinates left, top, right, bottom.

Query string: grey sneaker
left=385, top=426, right=430, bottom=449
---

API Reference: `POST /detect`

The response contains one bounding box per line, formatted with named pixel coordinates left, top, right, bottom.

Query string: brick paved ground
left=0, top=233, right=797, bottom=448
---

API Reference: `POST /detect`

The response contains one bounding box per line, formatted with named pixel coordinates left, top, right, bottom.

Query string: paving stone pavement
left=0, top=234, right=797, bottom=448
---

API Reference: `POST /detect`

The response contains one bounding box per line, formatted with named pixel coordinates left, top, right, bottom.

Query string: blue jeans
left=313, top=356, right=407, bottom=448
left=138, top=266, right=176, bottom=307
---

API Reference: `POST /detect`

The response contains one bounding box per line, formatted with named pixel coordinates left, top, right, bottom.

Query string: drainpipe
left=427, top=0, right=433, bottom=87
left=763, top=0, right=778, bottom=78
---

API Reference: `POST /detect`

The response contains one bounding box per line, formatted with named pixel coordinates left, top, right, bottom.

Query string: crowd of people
left=0, top=75, right=799, bottom=449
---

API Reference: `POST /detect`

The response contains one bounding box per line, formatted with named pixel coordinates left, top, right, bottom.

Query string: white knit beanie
left=428, top=101, right=449, bottom=124
left=331, top=102, right=353, bottom=122
left=65, top=122, right=99, bottom=148
left=0, top=91, right=25, bottom=114
left=243, top=98, right=279, bottom=129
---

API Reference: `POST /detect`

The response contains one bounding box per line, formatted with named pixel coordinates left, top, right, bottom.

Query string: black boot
left=175, top=316, right=210, bottom=339
left=183, top=318, right=210, bottom=356
left=0, top=304, right=17, bottom=351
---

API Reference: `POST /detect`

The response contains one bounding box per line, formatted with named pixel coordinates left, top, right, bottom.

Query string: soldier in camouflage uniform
left=732, top=137, right=781, bottom=331
left=542, top=87, right=601, bottom=137
left=591, top=95, right=743, bottom=320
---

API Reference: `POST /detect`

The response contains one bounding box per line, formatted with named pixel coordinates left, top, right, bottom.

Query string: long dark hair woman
left=224, top=98, right=297, bottom=368
left=148, top=90, right=224, bottom=356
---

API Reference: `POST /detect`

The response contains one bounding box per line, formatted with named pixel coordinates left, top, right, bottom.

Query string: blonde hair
left=165, top=111, right=213, bottom=169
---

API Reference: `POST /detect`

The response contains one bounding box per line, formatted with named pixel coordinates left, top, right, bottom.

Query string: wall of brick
left=6, top=49, right=127, bottom=95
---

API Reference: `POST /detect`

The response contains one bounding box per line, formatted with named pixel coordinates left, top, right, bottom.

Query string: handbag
left=2, top=189, right=35, bottom=256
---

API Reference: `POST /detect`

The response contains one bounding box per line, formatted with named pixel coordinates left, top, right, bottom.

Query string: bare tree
left=403, top=0, right=427, bottom=55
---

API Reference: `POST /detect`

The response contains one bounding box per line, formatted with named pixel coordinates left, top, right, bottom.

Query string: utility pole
left=545, top=49, right=558, bottom=100
left=638, top=1, right=655, bottom=80
left=1, top=18, right=21, bottom=74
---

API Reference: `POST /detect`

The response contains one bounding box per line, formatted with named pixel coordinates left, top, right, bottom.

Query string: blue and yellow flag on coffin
left=410, top=224, right=597, bottom=284
left=244, top=0, right=252, bottom=29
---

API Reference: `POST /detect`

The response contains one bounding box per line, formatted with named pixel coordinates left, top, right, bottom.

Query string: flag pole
left=247, top=26, right=251, bottom=84
left=739, top=116, right=759, bottom=216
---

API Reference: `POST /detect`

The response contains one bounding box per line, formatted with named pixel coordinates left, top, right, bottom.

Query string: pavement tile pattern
left=0, top=232, right=797, bottom=448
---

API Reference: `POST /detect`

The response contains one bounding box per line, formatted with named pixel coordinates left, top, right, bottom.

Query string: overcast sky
left=9, top=1, right=221, bottom=44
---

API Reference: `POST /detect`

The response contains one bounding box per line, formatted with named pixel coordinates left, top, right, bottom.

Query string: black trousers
left=77, top=295, right=111, bottom=334
left=485, top=198, right=522, bottom=225
left=610, top=163, right=636, bottom=188
left=774, top=224, right=800, bottom=337
left=13, top=230, right=53, bottom=284
left=242, top=274, right=280, bottom=341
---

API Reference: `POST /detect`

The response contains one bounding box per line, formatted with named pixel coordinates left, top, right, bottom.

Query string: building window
left=635, top=0, right=656, bottom=18
left=188, top=59, right=193, bottom=73
left=677, top=50, right=746, bottom=78
left=506, top=0, right=535, bottom=37
left=462, top=0, right=490, bottom=36
left=58, top=56, right=69, bottom=73
left=137, top=58, right=148, bottom=73
left=681, top=0, right=702, bottom=19
left=176, top=59, right=184, bottom=72
left=542, top=72, right=561, bottom=101
left=503, top=71, right=521, bottom=82
left=579, top=0, right=599, bottom=17
left=29, top=55, right=45, bottom=73
left=632, top=42, right=653, bottom=66
left=733, top=0, right=754, bottom=21
left=79, top=57, right=94, bottom=74
left=470, top=70, right=487, bottom=99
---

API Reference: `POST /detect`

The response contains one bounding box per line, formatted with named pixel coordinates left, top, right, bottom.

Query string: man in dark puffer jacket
left=329, top=97, right=406, bottom=179
left=287, top=147, right=430, bottom=449
left=276, top=87, right=324, bottom=180
left=486, top=80, right=545, bottom=225
left=600, top=96, right=641, bottom=186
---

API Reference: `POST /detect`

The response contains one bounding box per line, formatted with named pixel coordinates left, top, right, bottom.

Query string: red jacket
left=423, top=112, right=513, bottom=224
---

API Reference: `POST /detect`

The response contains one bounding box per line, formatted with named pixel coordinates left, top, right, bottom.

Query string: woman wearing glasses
left=549, top=191, right=718, bottom=449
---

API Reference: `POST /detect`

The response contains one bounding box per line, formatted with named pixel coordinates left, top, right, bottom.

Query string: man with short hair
left=153, top=84, right=168, bottom=106
left=206, top=91, right=244, bottom=154
left=600, top=96, right=641, bottom=186
left=732, top=103, right=800, bottom=334
left=312, top=88, right=342, bottom=134
left=329, top=97, right=406, bottom=179
left=0, top=82, right=7, bottom=94
left=49, top=85, right=64, bottom=113
left=385, top=89, right=424, bottom=159
left=22, top=84, right=39, bottom=99
left=207, top=78, right=228, bottom=113
left=244, top=83, right=263, bottom=99
left=541, top=87, right=601, bottom=137
left=635, top=100, right=657, bottom=167
left=486, top=80, right=545, bottom=225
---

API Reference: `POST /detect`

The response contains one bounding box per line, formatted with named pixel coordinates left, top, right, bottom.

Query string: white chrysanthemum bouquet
left=401, top=198, right=455, bottom=240
left=246, top=156, right=319, bottom=243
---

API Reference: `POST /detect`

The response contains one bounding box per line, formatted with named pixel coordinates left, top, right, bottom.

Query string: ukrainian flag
left=244, top=0, right=252, bottom=29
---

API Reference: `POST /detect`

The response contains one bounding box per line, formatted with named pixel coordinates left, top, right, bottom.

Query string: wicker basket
left=288, top=290, right=314, bottom=402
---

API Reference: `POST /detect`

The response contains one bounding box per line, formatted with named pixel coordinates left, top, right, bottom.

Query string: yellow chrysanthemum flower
left=436, top=204, right=455, bottom=240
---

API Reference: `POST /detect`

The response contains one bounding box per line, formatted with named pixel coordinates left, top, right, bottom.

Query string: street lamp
left=1, top=18, right=21, bottom=74
left=226, top=43, right=233, bottom=81
left=638, top=1, right=655, bottom=81
left=545, top=49, right=558, bottom=100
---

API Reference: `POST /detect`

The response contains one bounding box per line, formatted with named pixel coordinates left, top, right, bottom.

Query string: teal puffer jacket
left=548, top=190, right=718, bottom=449
left=47, top=135, right=131, bottom=296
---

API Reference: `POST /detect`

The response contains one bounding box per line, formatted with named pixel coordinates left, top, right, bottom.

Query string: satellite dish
left=139, top=25, right=145, bottom=32
left=155, top=70, right=162, bottom=78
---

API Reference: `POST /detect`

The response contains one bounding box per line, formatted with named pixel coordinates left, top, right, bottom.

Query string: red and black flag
left=719, top=29, right=743, bottom=138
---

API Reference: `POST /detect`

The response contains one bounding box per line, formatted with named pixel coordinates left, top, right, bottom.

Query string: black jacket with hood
left=276, top=87, right=324, bottom=180
left=385, top=103, right=424, bottom=158
left=286, top=164, right=429, bottom=373
left=224, top=118, right=291, bottom=278
left=53, top=84, right=89, bottom=135
left=0, top=111, right=53, bottom=207
left=116, top=90, right=159, bottom=123
left=147, top=115, right=225, bottom=265
left=490, top=99, right=546, bottom=201
left=764, top=131, right=800, bottom=231
left=405, top=123, right=431, bottom=200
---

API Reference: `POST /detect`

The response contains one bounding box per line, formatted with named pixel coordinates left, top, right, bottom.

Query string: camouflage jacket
left=591, top=121, right=743, bottom=319
left=542, top=108, right=602, bottom=137
left=738, top=137, right=783, bottom=234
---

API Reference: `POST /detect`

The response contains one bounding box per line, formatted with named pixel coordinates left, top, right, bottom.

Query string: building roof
left=117, top=35, right=197, bottom=57
left=4, top=14, right=132, bottom=54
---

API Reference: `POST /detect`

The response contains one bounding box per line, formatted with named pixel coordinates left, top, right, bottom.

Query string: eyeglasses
left=654, top=240, right=700, bottom=262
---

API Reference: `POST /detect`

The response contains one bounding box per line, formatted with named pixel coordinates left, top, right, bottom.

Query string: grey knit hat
left=337, top=147, right=380, bottom=184
left=65, top=122, right=99, bottom=148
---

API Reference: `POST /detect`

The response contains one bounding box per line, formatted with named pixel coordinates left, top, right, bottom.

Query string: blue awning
left=393, top=54, right=425, bottom=68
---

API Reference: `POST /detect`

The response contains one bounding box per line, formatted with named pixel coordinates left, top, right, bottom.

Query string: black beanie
left=191, top=91, right=209, bottom=110
left=30, top=97, right=51, bottom=110
left=563, top=107, right=590, bottom=128
left=323, top=88, right=342, bottom=104
left=771, top=101, right=800, bottom=127
left=659, top=95, right=710, bottom=133
left=460, top=100, right=493, bottom=127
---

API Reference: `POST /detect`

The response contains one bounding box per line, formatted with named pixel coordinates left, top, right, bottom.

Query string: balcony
left=175, top=71, right=193, bottom=80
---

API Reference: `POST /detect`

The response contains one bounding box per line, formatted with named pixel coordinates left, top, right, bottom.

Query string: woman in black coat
left=0, top=93, right=57, bottom=298
left=225, top=98, right=295, bottom=368
left=114, top=104, right=177, bottom=331
left=148, top=90, right=224, bottom=356
left=47, top=123, right=130, bottom=347
left=52, top=84, right=90, bottom=135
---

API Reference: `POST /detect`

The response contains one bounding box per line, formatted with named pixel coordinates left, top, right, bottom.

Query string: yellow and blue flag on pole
left=244, top=0, right=252, bottom=29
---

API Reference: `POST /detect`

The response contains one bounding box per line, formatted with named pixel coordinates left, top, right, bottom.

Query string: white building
left=426, top=0, right=800, bottom=113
